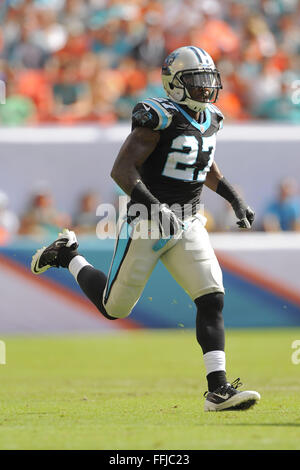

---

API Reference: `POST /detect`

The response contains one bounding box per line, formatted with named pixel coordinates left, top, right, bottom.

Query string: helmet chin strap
left=181, top=87, right=208, bottom=113
left=167, top=88, right=207, bottom=113
left=184, top=98, right=207, bottom=113
left=169, top=88, right=208, bottom=113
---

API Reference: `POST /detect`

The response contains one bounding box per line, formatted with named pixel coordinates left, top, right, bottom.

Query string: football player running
left=32, top=46, right=260, bottom=411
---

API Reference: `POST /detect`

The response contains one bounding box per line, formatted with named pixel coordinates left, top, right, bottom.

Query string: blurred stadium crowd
left=0, top=0, right=300, bottom=125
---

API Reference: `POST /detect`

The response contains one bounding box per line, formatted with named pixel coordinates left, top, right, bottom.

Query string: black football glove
left=127, top=203, right=184, bottom=238
left=231, top=200, right=255, bottom=229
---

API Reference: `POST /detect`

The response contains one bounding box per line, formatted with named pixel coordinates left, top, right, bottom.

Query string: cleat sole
left=204, top=391, right=260, bottom=412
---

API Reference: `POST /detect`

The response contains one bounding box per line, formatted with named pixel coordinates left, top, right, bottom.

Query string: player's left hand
left=237, top=206, right=255, bottom=229
left=232, top=200, right=255, bottom=229
left=237, top=207, right=255, bottom=229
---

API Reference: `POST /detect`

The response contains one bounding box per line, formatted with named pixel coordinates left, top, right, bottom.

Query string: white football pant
left=103, top=214, right=224, bottom=318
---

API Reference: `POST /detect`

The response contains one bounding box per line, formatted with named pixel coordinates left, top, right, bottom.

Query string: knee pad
left=195, top=292, right=224, bottom=317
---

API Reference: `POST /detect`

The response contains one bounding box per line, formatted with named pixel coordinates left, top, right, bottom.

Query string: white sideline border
left=0, top=123, right=300, bottom=144
left=210, top=232, right=300, bottom=251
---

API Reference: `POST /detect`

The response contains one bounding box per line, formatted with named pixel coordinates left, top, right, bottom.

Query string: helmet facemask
left=169, top=68, right=222, bottom=112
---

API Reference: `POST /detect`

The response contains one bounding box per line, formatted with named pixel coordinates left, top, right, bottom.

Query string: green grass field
left=0, top=328, right=300, bottom=450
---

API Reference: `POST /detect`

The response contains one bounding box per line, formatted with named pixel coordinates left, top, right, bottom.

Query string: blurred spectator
left=8, top=24, right=48, bottom=69
left=247, top=59, right=281, bottom=114
left=19, top=187, right=71, bottom=239
left=88, top=56, right=126, bottom=123
left=132, top=23, right=167, bottom=68
left=114, top=56, right=147, bottom=120
left=15, top=69, right=54, bottom=121
left=73, top=191, right=100, bottom=234
left=255, top=77, right=300, bottom=123
left=262, top=178, right=300, bottom=232
left=0, top=79, right=37, bottom=125
left=189, top=6, right=239, bottom=63
left=215, top=76, right=249, bottom=121
left=89, top=18, right=135, bottom=68
left=242, top=14, right=277, bottom=63
left=52, top=60, right=91, bottom=123
left=163, top=0, right=204, bottom=38
left=59, top=0, right=89, bottom=33
left=276, top=13, right=300, bottom=57
left=0, top=190, right=20, bottom=245
left=138, top=67, right=165, bottom=102
left=31, top=8, right=68, bottom=55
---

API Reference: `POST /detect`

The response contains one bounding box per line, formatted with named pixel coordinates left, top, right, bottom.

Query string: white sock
left=68, top=255, right=92, bottom=282
left=203, top=350, right=226, bottom=376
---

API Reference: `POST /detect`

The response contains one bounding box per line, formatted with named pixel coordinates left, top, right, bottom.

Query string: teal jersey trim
left=171, top=101, right=211, bottom=133
left=143, top=99, right=169, bottom=129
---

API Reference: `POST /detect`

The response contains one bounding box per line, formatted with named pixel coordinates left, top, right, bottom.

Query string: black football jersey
left=131, top=97, right=224, bottom=219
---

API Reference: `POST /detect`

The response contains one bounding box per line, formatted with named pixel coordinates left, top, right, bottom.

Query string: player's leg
left=102, top=219, right=163, bottom=318
left=160, top=216, right=260, bottom=410
left=194, top=292, right=226, bottom=391
left=63, top=219, right=160, bottom=320
left=68, top=219, right=141, bottom=320
left=160, top=217, right=227, bottom=385
left=31, top=221, right=162, bottom=320
left=31, top=228, right=117, bottom=320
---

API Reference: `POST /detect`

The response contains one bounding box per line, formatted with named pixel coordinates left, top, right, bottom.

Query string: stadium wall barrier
left=1, top=123, right=300, bottom=227
left=0, top=233, right=299, bottom=333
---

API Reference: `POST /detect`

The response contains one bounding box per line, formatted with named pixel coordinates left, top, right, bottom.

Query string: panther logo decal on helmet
left=162, top=51, right=180, bottom=75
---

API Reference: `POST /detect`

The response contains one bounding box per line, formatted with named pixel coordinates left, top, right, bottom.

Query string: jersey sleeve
left=208, top=103, right=224, bottom=131
left=131, top=99, right=173, bottom=131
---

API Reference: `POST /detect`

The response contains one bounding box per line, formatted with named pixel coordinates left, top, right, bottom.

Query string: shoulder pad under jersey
left=131, top=98, right=177, bottom=131
left=207, top=103, right=224, bottom=130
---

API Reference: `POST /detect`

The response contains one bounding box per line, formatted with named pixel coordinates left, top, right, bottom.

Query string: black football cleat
left=204, top=378, right=260, bottom=411
left=31, top=229, right=78, bottom=275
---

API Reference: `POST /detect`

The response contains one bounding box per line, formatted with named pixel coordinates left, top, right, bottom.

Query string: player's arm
left=111, top=100, right=164, bottom=198
left=111, top=127, right=160, bottom=196
left=111, top=127, right=181, bottom=235
left=205, top=161, right=255, bottom=229
left=204, top=160, right=223, bottom=192
left=111, top=103, right=182, bottom=236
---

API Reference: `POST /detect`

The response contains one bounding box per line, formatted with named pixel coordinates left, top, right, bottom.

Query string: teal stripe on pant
left=104, top=221, right=132, bottom=303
